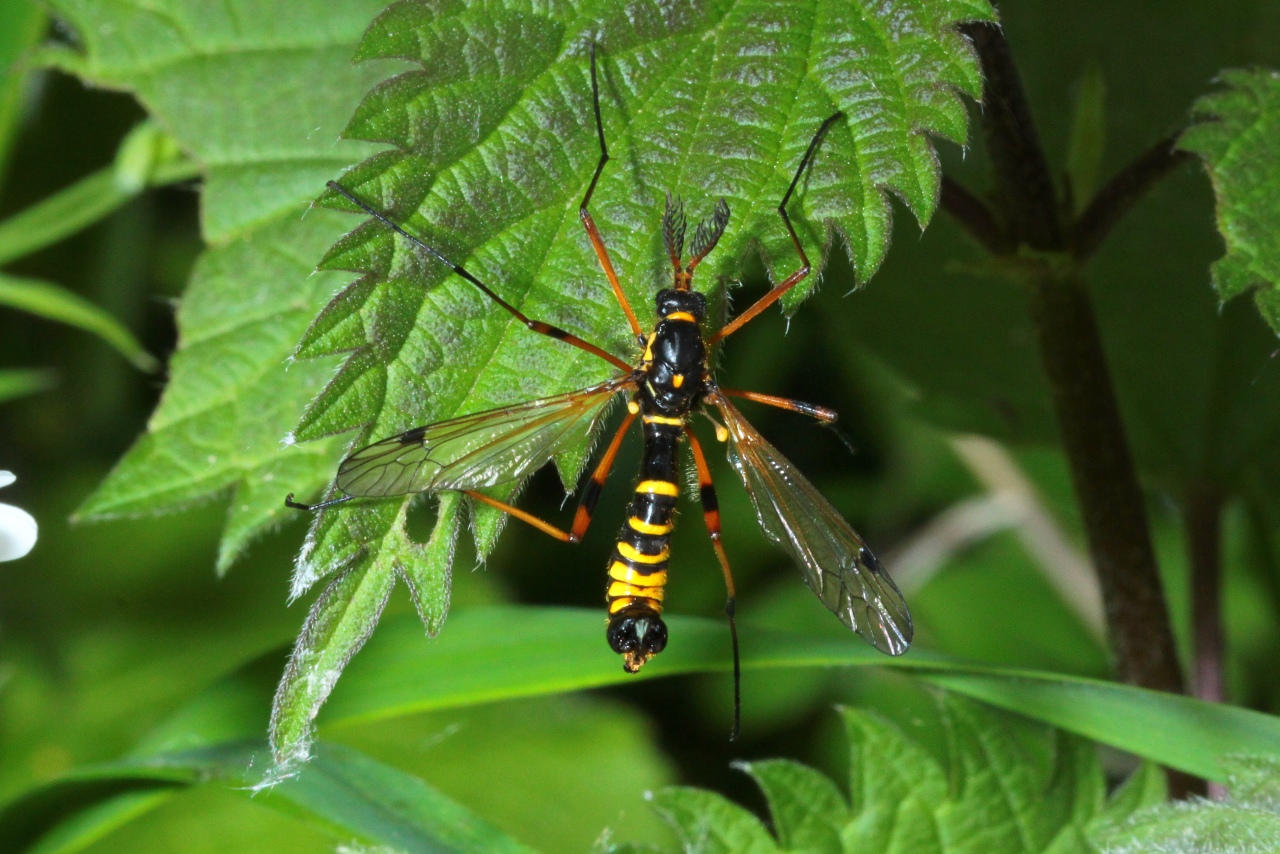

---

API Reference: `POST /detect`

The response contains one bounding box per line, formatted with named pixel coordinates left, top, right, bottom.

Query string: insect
left=287, top=46, right=912, bottom=735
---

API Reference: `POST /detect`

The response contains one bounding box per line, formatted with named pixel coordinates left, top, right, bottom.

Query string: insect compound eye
left=607, top=611, right=669, bottom=672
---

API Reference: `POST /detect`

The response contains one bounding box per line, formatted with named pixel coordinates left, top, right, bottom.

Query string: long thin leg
left=569, top=408, right=637, bottom=540
left=686, top=426, right=741, bottom=741
left=327, top=181, right=632, bottom=373
left=465, top=490, right=576, bottom=542
left=581, top=44, right=645, bottom=344
left=466, top=408, right=638, bottom=543
left=285, top=493, right=352, bottom=512
left=720, top=387, right=856, bottom=455
left=720, top=388, right=838, bottom=423
left=708, top=113, right=844, bottom=345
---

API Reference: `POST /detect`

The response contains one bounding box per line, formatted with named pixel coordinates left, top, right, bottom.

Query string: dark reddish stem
left=939, top=176, right=1013, bottom=255
left=951, top=20, right=1199, bottom=798
left=1071, top=135, right=1196, bottom=260
left=1186, top=485, right=1225, bottom=704
left=1186, top=484, right=1227, bottom=799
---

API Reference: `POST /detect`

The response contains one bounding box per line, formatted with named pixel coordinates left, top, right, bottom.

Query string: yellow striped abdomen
left=605, top=416, right=682, bottom=672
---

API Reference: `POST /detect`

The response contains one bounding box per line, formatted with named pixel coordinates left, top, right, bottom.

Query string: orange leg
left=581, top=44, right=645, bottom=344
left=708, top=113, right=844, bottom=345
left=719, top=388, right=838, bottom=423
left=464, top=489, right=576, bottom=542
left=464, top=408, right=637, bottom=544
left=686, top=426, right=742, bottom=741
left=327, top=181, right=632, bottom=373
left=569, top=408, right=637, bottom=541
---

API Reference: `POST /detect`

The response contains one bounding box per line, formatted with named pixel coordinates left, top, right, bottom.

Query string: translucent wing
left=336, top=378, right=632, bottom=497
left=711, top=393, right=912, bottom=655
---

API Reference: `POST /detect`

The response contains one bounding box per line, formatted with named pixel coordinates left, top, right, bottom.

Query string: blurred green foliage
left=1, top=0, right=1279, bottom=852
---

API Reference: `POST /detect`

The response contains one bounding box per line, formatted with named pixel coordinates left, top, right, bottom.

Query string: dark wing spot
left=859, top=546, right=885, bottom=575
left=400, top=426, right=428, bottom=445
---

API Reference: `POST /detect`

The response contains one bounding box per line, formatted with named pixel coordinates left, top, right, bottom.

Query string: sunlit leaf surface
left=283, top=0, right=994, bottom=767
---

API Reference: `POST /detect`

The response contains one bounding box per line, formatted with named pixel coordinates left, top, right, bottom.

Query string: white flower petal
left=0, top=502, right=37, bottom=561
left=0, top=471, right=14, bottom=489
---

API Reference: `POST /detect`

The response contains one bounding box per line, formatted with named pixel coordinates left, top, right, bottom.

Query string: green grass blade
left=7, top=606, right=1280, bottom=850
left=0, top=273, right=157, bottom=371
left=1, top=741, right=537, bottom=854
left=316, top=607, right=1280, bottom=783
left=28, top=791, right=174, bottom=854
left=0, top=123, right=197, bottom=266
left=0, top=0, right=45, bottom=184
left=0, top=367, right=55, bottom=403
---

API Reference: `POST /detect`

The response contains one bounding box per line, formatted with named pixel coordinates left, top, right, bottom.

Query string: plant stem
left=1186, top=484, right=1227, bottom=800
left=940, top=176, right=1012, bottom=255
left=960, top=22, right=1063, bottom=251
left=1186, top=485, right=1225, bottom=704
left=1022, top=265, right=1184, bottom=697
left=956, top=19, right=1196, bottom=795
left=1070, top=135, right=1195, bottom=261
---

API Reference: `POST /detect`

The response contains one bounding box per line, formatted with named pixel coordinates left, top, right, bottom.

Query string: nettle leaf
left=58, top=0, right=392, bottom=571
left=280, top=0, right=994, bottom=767
left=646, top=696, right=1149, bottom=854
left=1098, top=755, right=1280, bottom=854
left=1180, top=69, right=1280, bottom=334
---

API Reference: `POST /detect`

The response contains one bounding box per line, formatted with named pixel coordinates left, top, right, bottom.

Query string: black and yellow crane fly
left=287, top=46, right=913, bottom=738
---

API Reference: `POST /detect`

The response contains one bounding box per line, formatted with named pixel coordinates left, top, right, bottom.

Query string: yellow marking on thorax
left=642, top=333, right=655, bottom=362
left=642, top=414, right=683, bottom=426
left=665, top=311, right=696, bottom=322
left=672, top=373, right=684, bottom=388
left=609, top=562, right=668, bottom=587
left=629, top=517, right=673, bottom=535
left=636, top=480, right=679, bottom=496
left=617, top=541, right=670, bottom=564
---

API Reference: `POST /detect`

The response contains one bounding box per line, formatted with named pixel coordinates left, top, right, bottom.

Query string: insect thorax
left=641, top=288, right=708, bottom=417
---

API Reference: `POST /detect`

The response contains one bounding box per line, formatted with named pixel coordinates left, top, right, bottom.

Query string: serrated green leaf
left=649, top=787, right=779, bottom=854
left=46, top=0, right=391, bottom=243
left=937, top=699, right=1102, bottom=854
left=1181, top=68, right=1280, bottom=333
left=652, top=696, right=1142, bottom=854
left=272, top=494, right=460, bottom=767
left=738, top=759, right=848, bottom=853
left=52, top=0, right=390, bottom=572
left=841, top=707, right=949, bottom=853
left=837, top=701, right=1104, bottom=854
left=1097, top=754, right=1280, bottom=854
left=270, top=554, right=398, bottom=771
left=75, top=211, right=351, bottom=570
left=289, top=0, right=995, bottom=760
